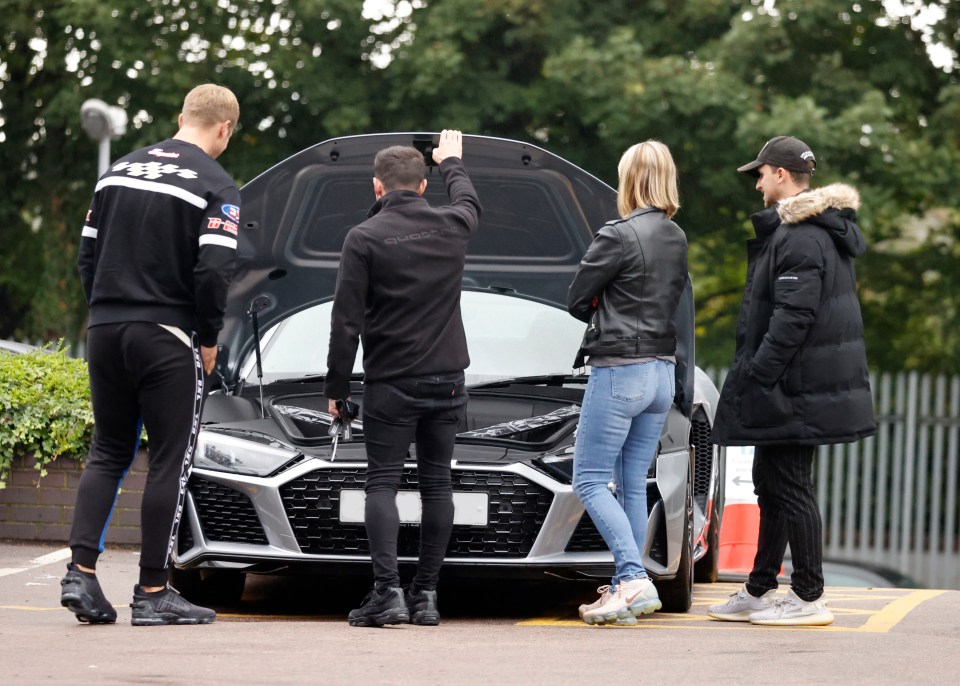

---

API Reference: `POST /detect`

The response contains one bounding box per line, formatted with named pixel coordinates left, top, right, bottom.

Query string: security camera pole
left=79, top=99, right=128, bottom=176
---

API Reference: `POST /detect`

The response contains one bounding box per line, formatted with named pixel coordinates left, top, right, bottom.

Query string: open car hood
left=218, top=133, right=618, bottom=383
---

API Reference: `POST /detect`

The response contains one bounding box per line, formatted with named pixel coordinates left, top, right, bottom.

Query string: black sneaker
left=130, top=584, right=216, bottom=626
left=60, top=563, right=117, bottom=624
left=404, top=586, right=440, bottom=626
left=347, top=586, right=410, bottom=627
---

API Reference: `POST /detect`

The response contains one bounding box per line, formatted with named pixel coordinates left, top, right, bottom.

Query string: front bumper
left=174, top=448, right=692, bottom=581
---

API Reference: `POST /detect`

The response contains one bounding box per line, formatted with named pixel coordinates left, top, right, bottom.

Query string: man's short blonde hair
left=617, top=140, right=680, bottom=219
left=181, top=84, right=239, bottom=129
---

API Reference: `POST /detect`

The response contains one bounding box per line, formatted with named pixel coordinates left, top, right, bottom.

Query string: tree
left=2, top=0, right=958, bottom=372
left=0, top=0, right=381, bottom=345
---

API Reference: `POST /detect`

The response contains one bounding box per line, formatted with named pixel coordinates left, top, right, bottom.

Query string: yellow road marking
left=858, top=589, right=946, bottom=633
left=2, top=586, right=948, bottom=631
left=518, top=588, right=947, bottom=633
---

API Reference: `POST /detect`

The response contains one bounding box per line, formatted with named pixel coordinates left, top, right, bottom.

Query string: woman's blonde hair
left=616, top=140, right=680, bottom=218
left=181, top=84, right=239, bottom=129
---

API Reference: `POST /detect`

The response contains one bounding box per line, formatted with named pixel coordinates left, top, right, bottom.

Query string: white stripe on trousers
left=162, top=332, right=205, bottom=568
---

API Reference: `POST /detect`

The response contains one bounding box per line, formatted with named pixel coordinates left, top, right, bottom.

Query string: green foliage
left=1, top=0, right=959, bottom=372
left=0, top=343, right=94, bottom=488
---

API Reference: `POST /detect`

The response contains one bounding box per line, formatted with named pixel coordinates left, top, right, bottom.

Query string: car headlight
left=194, top=431, right=300, bottom=477
left=534, top=449, right=658, bottom=485
left=535, top=453, right=574, bottom=484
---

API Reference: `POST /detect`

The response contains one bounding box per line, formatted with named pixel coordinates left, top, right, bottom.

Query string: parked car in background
left=0, top=340, right=39, bottom=355
left=782, top=558, right=923, bottom=589
left=171, top=134, right=726, bottom=612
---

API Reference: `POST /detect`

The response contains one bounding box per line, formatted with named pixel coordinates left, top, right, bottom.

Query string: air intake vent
left=280, top=468, right=553, bottom=558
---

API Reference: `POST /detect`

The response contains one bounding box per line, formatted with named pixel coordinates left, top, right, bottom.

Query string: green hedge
left=0, top=342, right=93, bottom=487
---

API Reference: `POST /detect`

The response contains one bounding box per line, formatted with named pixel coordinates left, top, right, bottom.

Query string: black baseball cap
left=737, top=136, right=816, bottom=177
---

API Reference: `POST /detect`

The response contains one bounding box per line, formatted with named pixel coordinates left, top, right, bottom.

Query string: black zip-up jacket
left=324, top=157, right=482, bottom=400
left=712, top=183, right=877, bottom=446
left=567, top=207, right=688, bottom=367
left=77, top=138, right=240, bottom=346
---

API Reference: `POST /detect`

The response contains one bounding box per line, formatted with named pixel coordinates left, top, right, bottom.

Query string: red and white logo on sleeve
left=208, top=217, right=239, bottom=235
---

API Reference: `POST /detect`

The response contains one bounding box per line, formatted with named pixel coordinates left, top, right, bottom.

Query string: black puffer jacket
left=713, top=183, right=877, bottom=446
left=568, top=207, right=688, bottom=366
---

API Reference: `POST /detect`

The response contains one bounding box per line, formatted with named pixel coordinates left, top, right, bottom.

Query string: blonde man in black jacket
left=710, top=136, right=876, bottom=626
left=61, top=84, right=240, bottom=626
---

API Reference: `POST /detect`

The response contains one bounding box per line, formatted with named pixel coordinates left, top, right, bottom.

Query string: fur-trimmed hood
left=777, top=183, right=860, bottom=224
left=776, top=183, right=866, bottom=258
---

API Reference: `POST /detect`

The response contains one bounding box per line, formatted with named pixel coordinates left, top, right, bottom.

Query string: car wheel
left=695, top=445, right=725, bottom=583
left=168, top=567, right=246, bottom=606
left=656, top=449, right=695, bottom=613
left=694, top=512, right=720, bottom=583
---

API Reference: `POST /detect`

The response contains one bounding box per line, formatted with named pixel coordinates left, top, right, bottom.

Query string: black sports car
left=171, top=134, right=725, bottom=613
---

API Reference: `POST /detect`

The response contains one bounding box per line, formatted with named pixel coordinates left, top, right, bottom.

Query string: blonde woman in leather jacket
left=567, top=140, right=688, bottom=626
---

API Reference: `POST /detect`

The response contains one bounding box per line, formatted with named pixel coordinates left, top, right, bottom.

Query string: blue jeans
left=572, top=360, right=675, bottom=586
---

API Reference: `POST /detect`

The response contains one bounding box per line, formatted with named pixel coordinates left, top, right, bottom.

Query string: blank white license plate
left=339, top=490, right=489, bottom=526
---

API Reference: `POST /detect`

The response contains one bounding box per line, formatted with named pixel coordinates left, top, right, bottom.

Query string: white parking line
left=0, top=568, right=29, bottom=578
left=0, top=547, right=71, bottom=577
left=29, top=548, right=72, bottom=566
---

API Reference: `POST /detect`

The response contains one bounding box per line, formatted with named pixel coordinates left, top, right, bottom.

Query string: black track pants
left=360, top=372, right=467, bottom=591
left=745, top=444, right=825, bottom=602
left=69, top=322, right=204, bottom=587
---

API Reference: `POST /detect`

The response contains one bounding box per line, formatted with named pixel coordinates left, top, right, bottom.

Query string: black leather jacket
left=568, top=207, right=688, bottom=367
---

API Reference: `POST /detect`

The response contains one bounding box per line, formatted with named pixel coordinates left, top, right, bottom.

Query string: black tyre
left=695, top=445, right=725, bottom=583
left=656, top=449, right=695, bottom=613
left=694, top=512, right=720, bottom=583
left=168, top=567, right=246, bottom=606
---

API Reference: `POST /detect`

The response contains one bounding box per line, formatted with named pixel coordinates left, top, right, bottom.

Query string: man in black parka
left=709, top=136, right=876, bottom=627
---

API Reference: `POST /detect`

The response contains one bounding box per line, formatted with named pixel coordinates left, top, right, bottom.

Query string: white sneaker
left=619, top=577, right=661, bottom=617
left=582, top=577, right=661, bottom=625
left=749, top=589, right=834, bottom=626
left=707, top=583, right=777, bottom=621
left=578, top=585, right=613, bottom=619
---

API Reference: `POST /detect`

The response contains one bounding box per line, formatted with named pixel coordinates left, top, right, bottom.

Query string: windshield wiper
left=470, top=374, right=578, bottom=389
left=264, top=372, right=364, bottom=386
left=265, top=373, right=328, bottom=385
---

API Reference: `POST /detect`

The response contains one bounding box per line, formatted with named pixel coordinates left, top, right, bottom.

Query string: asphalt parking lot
left=2, top=541, right=958, bottom=685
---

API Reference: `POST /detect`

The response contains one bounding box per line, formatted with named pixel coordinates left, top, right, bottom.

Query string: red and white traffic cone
left=718, top=446, right=764, bottom=575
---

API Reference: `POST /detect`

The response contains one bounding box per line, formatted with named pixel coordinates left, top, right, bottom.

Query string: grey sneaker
left=404, top=586, right=440, bottom=626
left=749, top=589, right=834, bottom=626
left=60, top=564, right=117, bottom=624
left=130, top=584, right=216, bottom=626
left=707, top=583, right=777, bottom=621
left=347, top=586, right=410, bottom=627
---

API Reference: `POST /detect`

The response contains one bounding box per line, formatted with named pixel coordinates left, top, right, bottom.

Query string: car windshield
left=243, top=290, right=586, bottom=385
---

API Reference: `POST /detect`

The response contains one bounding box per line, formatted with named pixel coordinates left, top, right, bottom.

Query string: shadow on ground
left=201, top=573, right=598, bottom=621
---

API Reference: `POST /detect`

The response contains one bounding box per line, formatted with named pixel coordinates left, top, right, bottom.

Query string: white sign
left=725, top=446, right=757, bottom=504
left=339, top=490, right=489, bottom=526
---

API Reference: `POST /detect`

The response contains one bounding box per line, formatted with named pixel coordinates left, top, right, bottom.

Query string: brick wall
left=0, top=451, right=147, bottom=544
